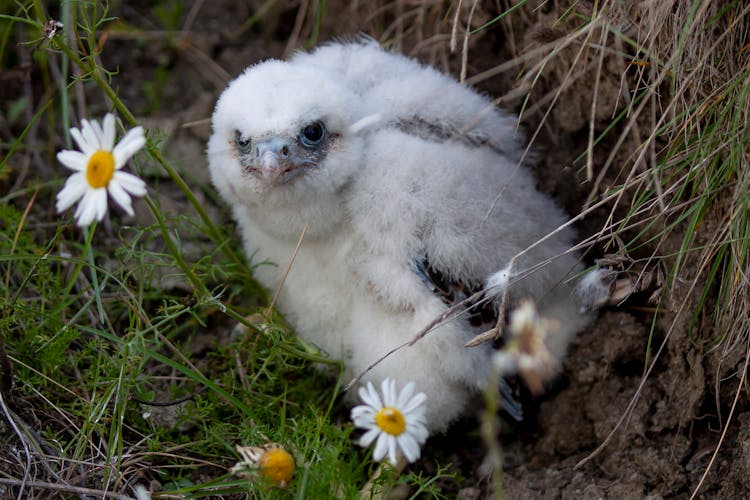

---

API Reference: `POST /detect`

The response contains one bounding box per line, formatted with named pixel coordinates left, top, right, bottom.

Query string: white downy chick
left=208, top=39, right=601, bottom=432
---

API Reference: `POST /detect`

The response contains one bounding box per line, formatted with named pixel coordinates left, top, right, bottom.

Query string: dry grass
left=472, top=2, right=750, bottom=493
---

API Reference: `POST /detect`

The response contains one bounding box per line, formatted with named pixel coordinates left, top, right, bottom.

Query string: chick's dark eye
left=234, top=130, right=252, bottom=152
left=300, top=121, right=326, bottom=147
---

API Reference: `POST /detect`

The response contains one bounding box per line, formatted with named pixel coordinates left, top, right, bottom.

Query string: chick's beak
left=246, top=137, right=300, bottom=185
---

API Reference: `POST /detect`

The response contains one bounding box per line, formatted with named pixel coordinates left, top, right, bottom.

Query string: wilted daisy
left=230, top=443, right=295, bottom=487
left=493, top=300, right=559, bottom=394
left=351, top=378, right=428, bottom=466
left=56, top=113, right=147, bottom=227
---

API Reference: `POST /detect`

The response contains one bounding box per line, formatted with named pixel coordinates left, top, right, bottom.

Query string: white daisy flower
left=350, top=378, right=429, bottom=466
left=56, top=113, right=147, bottom=227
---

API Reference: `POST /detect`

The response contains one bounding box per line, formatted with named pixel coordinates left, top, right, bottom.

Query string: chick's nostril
left=280, top=145, right=290, bottom=158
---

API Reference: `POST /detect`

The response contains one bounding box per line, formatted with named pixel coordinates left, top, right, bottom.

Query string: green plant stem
left=82, top=223, right=106, bottom=323
left=62, top=219, right=96, bottom=299
left=481, top=364, right=503, bottom=499
left=52, top=36, right=253, bottom=285
left=59, top=0, right=73, bottom=146
left=144, top=195, right=209, bottom=297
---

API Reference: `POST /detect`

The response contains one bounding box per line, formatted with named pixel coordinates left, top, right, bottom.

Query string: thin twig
left=181, top=0, right=205, bottom=32
left=267, top=222, right=308, bottom=315
left=449, top=0, right=464, bottom=53
left=283, top=0, right=309, bottom=58
left=464, top=284, right=509, bottom=348
left=458, top=0, right=478, bottom=84
left=585, top=24, right=607, bottom=182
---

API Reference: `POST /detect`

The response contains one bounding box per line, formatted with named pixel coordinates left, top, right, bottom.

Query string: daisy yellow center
left=375, top=406, right=406, bottom=436
left=86, top=150, right=115, bottom=188
left=259, top=448, right=295, bottom=486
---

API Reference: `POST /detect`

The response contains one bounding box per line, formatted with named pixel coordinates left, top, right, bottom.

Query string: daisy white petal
left=372, top=434, right=389, bottom=462
left=352, top=414, right=376, bottom=429
left=56, top=150, right=88, bottom=171
left=74, top=189, right=100, bottom=226
left=360, top=382, right=382, bottom=409
left=113, top=171, right=147, bottom=196
left=387, top=436, right=398, bottom=465
left=401, top=392, right=427, bottom=414
left=409, top=423, right=428, bottom=443
left=397, top=433, right=420, bottom=462
left=357, top=387, right=370, bottom=406
left=73, top=190, right=89, bottom=219
left=113, top=127, right=145, bottom=168
left=358, top=428, right=380, bottom=447
left=91, top=119, right=105, bottom=146
left=56, top=172, right=87, bottom=212
left=384, top=379, right=399, bottom=406
left=351, top=413, right=374, bottom=426
left=351, top=406, right=376, bottom=424
left=81, top=119, right=101, bottom=150
left=75, top=187, right=107, bottom=225
left=70, top=127, right=94, bottom=155
left=108, top=180, right=134, bottom=216
left=379, top=379, right=392, bottom=407
left=101, top=113, right=116, bottom=151
left=396, top=382, right=415, bottom=408
left=350, top=405, right=375, bottom=418
left=379, top=379, right=390, bottom=402
left=92, top=188, right=109, bottom=222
